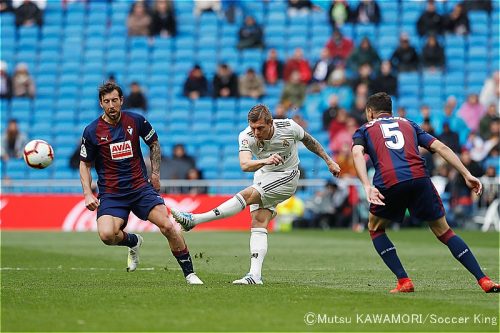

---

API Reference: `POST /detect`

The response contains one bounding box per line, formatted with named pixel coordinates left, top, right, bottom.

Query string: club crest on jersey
left=241, top=139, right=249, bottom=149
left=282, top=139, right=290, bottom=147
left=110, top=140, right=133, bottom=160
left=127, top=126, right=133, bottom=135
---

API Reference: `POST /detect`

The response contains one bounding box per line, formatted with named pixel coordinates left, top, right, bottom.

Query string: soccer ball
left=23, top=140, right=54, bottom=169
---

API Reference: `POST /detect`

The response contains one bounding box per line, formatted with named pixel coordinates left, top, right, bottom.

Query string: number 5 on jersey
left=381, top=123, right=405, bottom=150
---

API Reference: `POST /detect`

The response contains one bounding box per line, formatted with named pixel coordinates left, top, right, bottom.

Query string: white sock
left=194, top=193, right=246, bottom=224
left=249, top=227, right=268, bottom=279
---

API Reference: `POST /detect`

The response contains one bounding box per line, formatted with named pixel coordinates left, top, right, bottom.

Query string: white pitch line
left=0, top=267, right=157, bottom=271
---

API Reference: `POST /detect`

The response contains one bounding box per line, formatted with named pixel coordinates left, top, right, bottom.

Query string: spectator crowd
left=1, top=0, right=498, bottom=229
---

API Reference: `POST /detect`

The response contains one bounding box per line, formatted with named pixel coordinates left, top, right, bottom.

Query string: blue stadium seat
left=105, top=60, right=126, bottom=76
left=5, top=159, right=27, bottom=180
left=36, top=61, right=59, bottom=76
left=171, top=98, right=191, bottom=112
left=18, top=26, right=39, bottom=39
left=215, top=99, right=237, bottom=112
left=198, top=156, right=220, bottom=172
left=191, top=121, right=213, bottom=134
left=445, top=35, right=465, bottom=48
left=109, top=23, right=127, bottom=36
left=422, top=72, right=442, bottom=85
left=192, top=98, right=213, bottom=112
left=215, top=109, right=236, bottom=122
left=468, top=46, right=488, bottom=60
left=31, top=122, right=53, bottom=137
left=1, top=12, right=15, bottom=27
left=214, top=121, right=235, bottom=134
left=34, top=98, right=54, bottom=113
left=355, top=24, right=377, bottom=41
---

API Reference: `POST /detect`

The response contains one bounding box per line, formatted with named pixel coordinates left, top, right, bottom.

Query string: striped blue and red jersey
left=80, top=111, right=158, bottom=194
left=352, top=114, right=436, bottom=190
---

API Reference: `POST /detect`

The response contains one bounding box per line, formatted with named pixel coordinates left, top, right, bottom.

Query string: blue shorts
left=370, top=177, right=445, bottom=223
left=97, top=185, right=165, bottom=228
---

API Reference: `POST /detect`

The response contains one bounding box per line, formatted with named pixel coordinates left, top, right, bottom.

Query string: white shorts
left=250, top=169, right=300, bottom=214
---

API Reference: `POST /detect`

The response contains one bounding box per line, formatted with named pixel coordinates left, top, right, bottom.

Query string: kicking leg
left=429, top=216, right=500, bottom=293
left=172, top=186, right=262, bottom=231
left=148, top=205, right=203, bottom=284
left=368, top=213, right=413, bottom=293
left=233, top=208, right=272, bottom=285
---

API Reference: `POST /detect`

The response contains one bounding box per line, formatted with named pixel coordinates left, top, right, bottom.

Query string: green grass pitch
left=1, top=230, right=499, bottom=332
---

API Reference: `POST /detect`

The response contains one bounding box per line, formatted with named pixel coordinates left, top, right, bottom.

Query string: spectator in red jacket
left=325, top=29, right=354, bottom=65
left=283, top=48, right=312, bottom=84
left=262, top=49, right=283, bottom=85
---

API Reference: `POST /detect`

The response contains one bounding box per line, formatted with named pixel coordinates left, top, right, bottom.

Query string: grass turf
left=1, top=230, right=499, bottom=332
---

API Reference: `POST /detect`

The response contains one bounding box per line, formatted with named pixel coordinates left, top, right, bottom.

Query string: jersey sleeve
left=238, top=131, right=252, bottom=152
left=351, top=127, right=367, bottom=150
left=410, top=120, right=436, bottom=150
left=138, top=115, right=158, bottom=145
left=289, top=119, right=305, bottom=140
left=80, top=126, right=97, bottom=162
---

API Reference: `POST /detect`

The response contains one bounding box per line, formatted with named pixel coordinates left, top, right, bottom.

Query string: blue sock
left=438, top=229, right=485, bottom=280
left=117, top=231, right=138, bottom=248
left=370, top=230, right=408, bottom=279
left=172, top=247, right=194, bottom=277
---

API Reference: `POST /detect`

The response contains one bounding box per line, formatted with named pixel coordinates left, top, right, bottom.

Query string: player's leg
left=233, top=208, right=273, bottom=285
left=171, top=186, right=262, bottom=231
left=96, top=215, right=143, bottom=272
left=368, top=212, right=414, bottom=293
left=428, top=216, right=500, bottom=293
left=409, top=177, right=499, bottom=292
left=97, top=195, right=140, bottom=247
left=233, top=170, right=300, bottom=285
left=97, top=215, right=127, bottom=245
left=147, top=204, right=203, bottom=284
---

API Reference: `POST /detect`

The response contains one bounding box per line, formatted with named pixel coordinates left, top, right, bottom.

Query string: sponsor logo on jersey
left=80, top=144, right=87, bottom=158
left=110, top=140, right=133, bottom=160
left=282, top=139, right=290, bottom=147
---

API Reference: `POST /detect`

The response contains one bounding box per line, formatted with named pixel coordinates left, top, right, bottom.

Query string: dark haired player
left=79, top=82, right=203, bottom=284
left=352, top=92, right=499, bottom=293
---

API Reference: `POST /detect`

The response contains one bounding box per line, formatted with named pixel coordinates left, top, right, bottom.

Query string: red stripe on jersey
left=96, top=119, right=120, bottom=194
left=113, top=151, right=133, bottom=159
left=368, top=124, right=399, bottom=189
left=400, top=121, right=428, bottom=180
left=121, top=114, right=148, bottom=190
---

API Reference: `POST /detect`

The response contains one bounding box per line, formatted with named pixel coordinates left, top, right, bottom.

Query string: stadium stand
left=0, top=0, right=498, bottom=198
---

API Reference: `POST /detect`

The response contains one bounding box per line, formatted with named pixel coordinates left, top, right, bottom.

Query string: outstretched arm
left=149, top=140, right=161, bottom=191
left=352, top=145, right=385, bottom=206
left=301, top=132, right=340, bottom=177
left=429, top=139, right=483, bottom=196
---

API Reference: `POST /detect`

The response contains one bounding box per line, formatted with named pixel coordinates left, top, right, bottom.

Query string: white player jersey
left=238, top=118, right=305, bottom=172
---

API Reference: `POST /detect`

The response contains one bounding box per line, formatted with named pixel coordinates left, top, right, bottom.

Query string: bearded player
left=79, top=82, right=203, bottom=285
